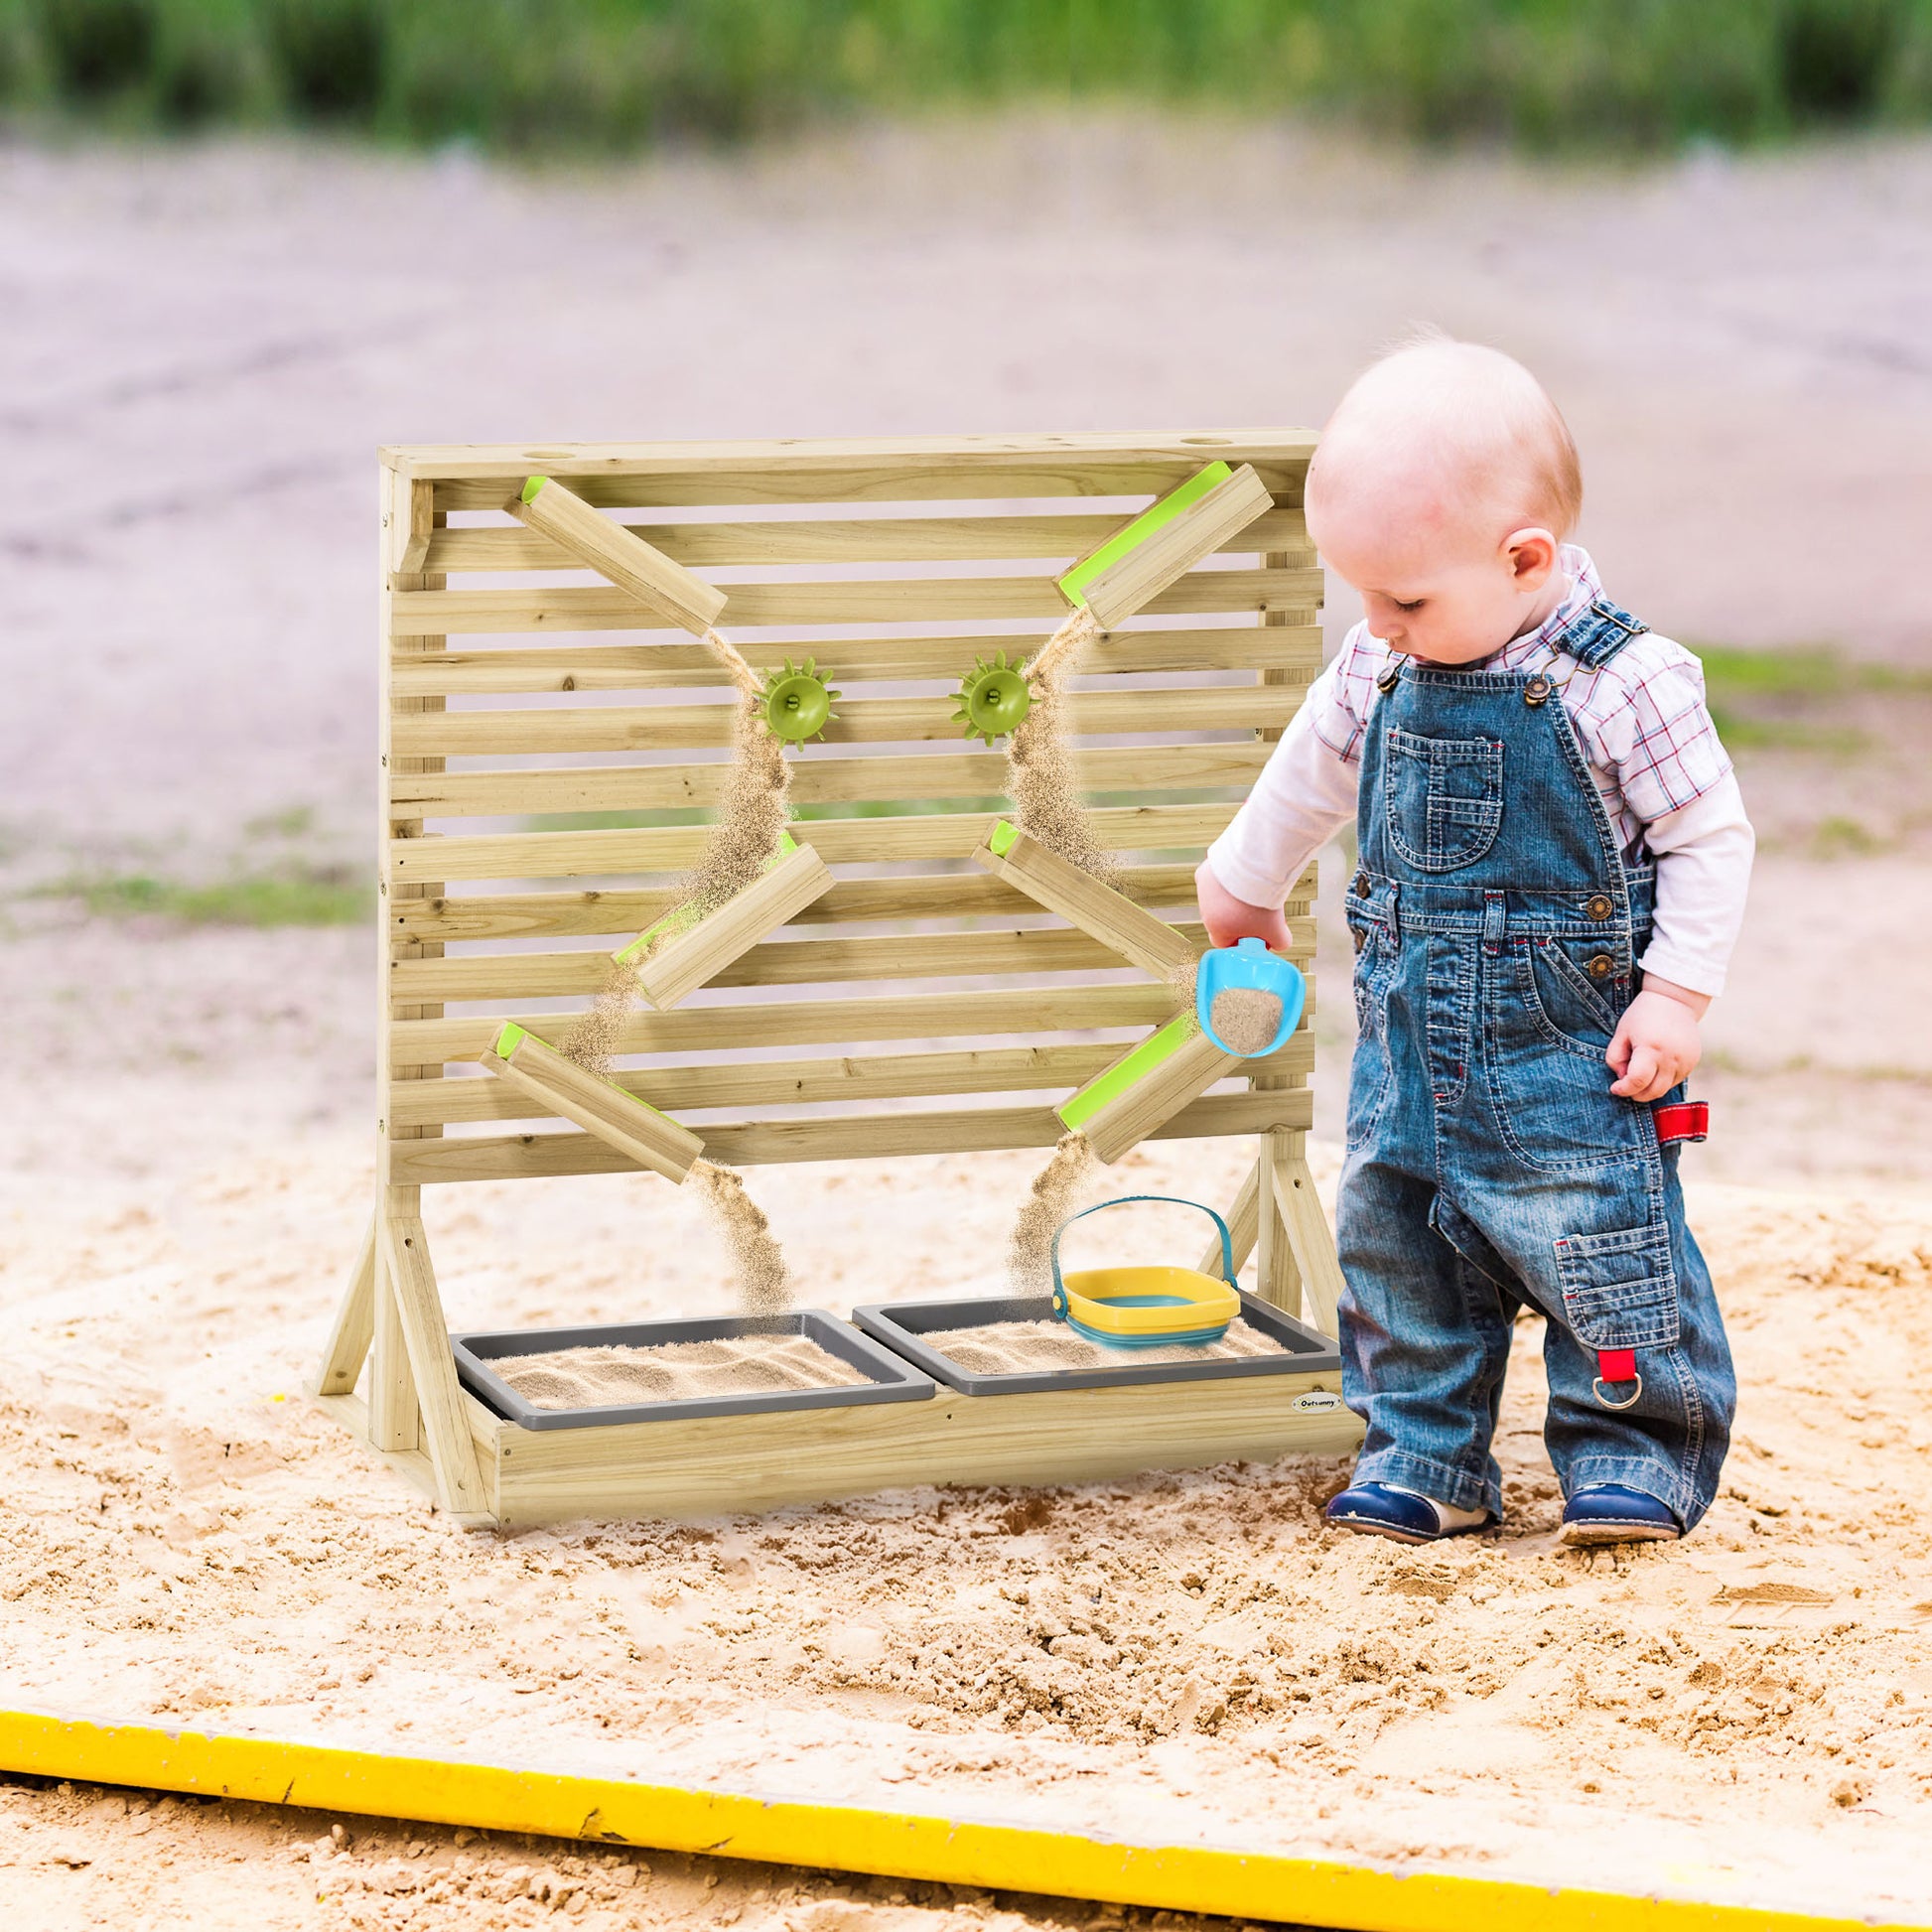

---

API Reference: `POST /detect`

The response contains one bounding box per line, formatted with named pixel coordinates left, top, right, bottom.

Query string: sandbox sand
left=935, top=1316, right=1286, bottom=1374
left=496, top=1333, right=869, bottom=1411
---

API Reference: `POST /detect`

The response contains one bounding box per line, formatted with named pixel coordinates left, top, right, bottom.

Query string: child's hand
left=1606, top=980, right=1710, bottom=1101
left=1194, top=861, right=1292, bottom=952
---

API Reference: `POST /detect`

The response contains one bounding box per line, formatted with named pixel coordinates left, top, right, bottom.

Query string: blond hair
left=1311, top=329, right=1583, bottom=540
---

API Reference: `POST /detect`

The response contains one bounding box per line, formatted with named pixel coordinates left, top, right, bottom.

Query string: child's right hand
left=1194, top=860, right=1293, bottom=952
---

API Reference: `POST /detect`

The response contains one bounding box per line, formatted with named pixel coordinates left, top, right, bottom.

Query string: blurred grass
left=2, top=0, right=1930, bottom=155
left=27, top=864, right=370, bottom=925
left=1699, top=642, right=1932, bottom=754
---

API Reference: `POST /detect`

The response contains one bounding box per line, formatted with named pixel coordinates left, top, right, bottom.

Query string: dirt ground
left=2, top=117, right=1931, bottom=1928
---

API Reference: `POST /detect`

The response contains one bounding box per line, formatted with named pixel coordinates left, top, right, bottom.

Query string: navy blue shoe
left=1324, top=1482, right=1489, bottom=1546
left=1559, top=1484, right=1681, bottom=1547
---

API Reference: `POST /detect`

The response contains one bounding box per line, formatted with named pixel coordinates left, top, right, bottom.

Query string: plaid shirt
left=1311, top=546, right=1731, bottom=849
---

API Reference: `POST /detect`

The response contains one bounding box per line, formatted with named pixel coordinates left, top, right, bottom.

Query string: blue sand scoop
left=1195, top=937, right=1306, bottom=1057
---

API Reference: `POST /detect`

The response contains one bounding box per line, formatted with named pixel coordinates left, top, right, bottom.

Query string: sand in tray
left=496, top=1332, right=867, bottom=1411
left=936, top=1316, right=1287, bottom=1374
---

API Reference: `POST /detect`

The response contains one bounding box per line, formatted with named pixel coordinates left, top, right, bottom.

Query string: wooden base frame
left=321, top=432, right=1350, bottom=1528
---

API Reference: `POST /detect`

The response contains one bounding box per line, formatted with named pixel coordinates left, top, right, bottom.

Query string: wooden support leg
left=380, top=1216, right=488, bottom=1517
left=1253, top=1130, right=1305, bottom=1315
left=1277, top=1153, right=1345, bottom=1340
left=366, top=1235, right=420, bottom=1453
left=1201, top=1159, right=1261, bottom=1282
left=315, top=1213, right=377, bottom=1397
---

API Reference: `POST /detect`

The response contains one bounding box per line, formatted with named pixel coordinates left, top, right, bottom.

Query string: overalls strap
left=1552, top=596, right=1649, bottom=670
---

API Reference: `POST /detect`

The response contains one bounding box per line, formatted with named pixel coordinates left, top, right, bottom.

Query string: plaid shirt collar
left=1484, top=544, right=1600, bottom=670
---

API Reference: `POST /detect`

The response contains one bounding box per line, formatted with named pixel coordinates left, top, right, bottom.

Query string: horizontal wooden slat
left=424, top=508, right=1309, bottom=574
left=389, top=801, right=1241, bottom=881
left=387, top=432, right=1315, bottom=509
left=390, top=1034, right=1315, bottom=1128
left=390, top=1086, right=1315, bottom=1182
left=392, top=981, right=1188, bottom=1069
left=389, top=626, right=1322, bottom=697
left=389, top=922, right=1320, bottom=1007
left=387, top=862, right=1245, bottom=943
left=388, top=568, right=1318, bottom=636
left=392, top=743, right=1268, bottom=821
left=390, top=682, right=1307, bottom=758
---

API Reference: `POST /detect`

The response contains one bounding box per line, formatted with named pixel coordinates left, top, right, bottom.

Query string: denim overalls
left=1337, top=597, right=1735, bottom=1529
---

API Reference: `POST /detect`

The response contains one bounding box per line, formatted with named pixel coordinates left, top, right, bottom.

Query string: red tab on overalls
left=1653, top=1100, right=1710, bottom=1147
left=1597, top=1347, right=1638, bottom=1384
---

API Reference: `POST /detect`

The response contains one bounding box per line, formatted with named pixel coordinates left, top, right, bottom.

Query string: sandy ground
left=3, top=117, right=1932, bottom=1927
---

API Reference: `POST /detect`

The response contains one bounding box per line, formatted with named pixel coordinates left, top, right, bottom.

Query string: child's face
left=1310, top=496, right=1564, bottom=666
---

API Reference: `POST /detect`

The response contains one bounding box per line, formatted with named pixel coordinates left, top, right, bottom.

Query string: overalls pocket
left=1524, top=936, right=1625, bottom=1050
left=1344, top=902, right=1396, bottom=1151
left=1382, top=730, right=1505, bottom=873
left=1554, top=1221, right=1681, bottom=1349
left=1486, top=942, right=1650, bottom=1172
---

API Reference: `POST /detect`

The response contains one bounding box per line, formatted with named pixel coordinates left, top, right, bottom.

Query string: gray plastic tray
left=851, top=1290, right=1342, bottom=1397
left=453, top=1310, right=935, bottom=1432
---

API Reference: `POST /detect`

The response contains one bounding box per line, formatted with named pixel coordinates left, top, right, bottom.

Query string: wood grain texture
left=389, top=566, right=1316, bottom=635
left=390, top=627, right=1320, bottom=696
left=973, top=823, right=1198, bottom=981
left=486, top=1367, right=1356, bottom=1527
left=315, top=1213, right=377, bottom=1398
left=391, top=1035, right=1314, bottom=1130
left=1078, top=465, right=1277, bottom=629
left=391, top=742, right=1267, bottom=822
left=511, top=476, right=726, bottom=633
left=1070, top=1026, right=1245, bottom=1165
left=380, top=1217, right=489, bottom=1514
left=390, top=801, right=1244, bottom=882
left=482, top=1032, right=703, bottom=1182
left=388, top=681, right=1306, bottom=757
left=1277, top=1153, right=1346, bottom=1341
left=630, top=842, right=834, bottom=1010
left=390, top=1086, right=1313, bottom=1185
left=426, top=506, right=1308, bottom=573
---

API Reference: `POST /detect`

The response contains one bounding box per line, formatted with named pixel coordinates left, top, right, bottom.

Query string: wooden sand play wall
left=318, top=433, right=1356, bottom=1527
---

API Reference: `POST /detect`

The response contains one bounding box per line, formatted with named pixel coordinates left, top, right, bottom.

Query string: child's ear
left=1502, top=525, right=1558, bottom=588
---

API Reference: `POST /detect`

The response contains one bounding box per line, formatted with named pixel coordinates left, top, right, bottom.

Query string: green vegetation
left=2, top=0, right=1930, bottom=155
left=29, top=863, right=370, bottom=926
left=1697, top=641, right=1932, bottom=755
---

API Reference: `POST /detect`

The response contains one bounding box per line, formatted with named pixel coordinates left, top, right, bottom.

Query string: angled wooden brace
left=315, top=1212, right=377, bottom=1398
left=1274, top=1153, right=1344, bottom=1339
left=973, top=820, right=1196, bottom=982
left=510, top=476, right=726, bottom=635
left=379, top=1216, right=489, bottom=1517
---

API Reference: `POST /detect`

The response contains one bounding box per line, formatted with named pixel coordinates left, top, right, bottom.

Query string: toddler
left=1198, top=334, right=1752, bottom=1547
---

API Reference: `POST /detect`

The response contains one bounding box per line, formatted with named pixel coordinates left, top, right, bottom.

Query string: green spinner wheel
left=953, top=651, right=1034, bottom=747
left=759, top=657, right=841, bottom=745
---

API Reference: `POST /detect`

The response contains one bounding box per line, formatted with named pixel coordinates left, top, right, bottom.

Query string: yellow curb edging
left=0, top=1708, right=1919, bottom=1932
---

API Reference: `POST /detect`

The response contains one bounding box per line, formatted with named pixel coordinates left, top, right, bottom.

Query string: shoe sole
left=1326, top=1512, right=1438, bottom=1546
left=1558, top=1520, right=1680, bottom=1548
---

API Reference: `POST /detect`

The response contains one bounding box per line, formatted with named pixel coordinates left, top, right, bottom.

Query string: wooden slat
left=389, top=681, right=1307, bottom=758
left=387, top=431, right=1315, bottom=509
left=388, top=861, right=1246, bottom=943
left=391, top=743, right=1268, bottom=821
left=390, top=1034, right=1315, bottom=1129
left=1277, top=1153, right=1346, bottom=1341
left=391, top=801, right=1242, bottom=882
left=1073, top=1027, right=1244, bottom=1165
left=390, top=626, right=1321, bottom=696
left=315, top=1213, right=376, bottom=1397
left=386, top=920, right=1280, bottom=1005
left=486, top=1368, right=1355, bottom=1529
left=392, top=981, right=1188, bottom=1070
left=388, top=567, right=1319, bottom=636
left=391, top=1085, right=1315, bottom=1184
left=425, top=507, right=1309, bottom=573
left=381, top=1217, right=489, bottom=1514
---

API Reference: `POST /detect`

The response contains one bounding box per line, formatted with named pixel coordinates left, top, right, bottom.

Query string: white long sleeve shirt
left=1206, top=549, right=1754, bottom=997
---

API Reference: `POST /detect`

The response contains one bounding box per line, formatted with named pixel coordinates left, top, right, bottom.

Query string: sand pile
left=497, top=1332, right=867, bottom=1411
left=1207, top=986, right=1281, bottom=1055
left=3, top=1125, right=1932, bottom=1923
left=936, top=1316, right=1285, bottom=1374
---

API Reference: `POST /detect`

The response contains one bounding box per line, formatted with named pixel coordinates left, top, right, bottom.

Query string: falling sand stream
left=556, top=657, right=797, bottom=1316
